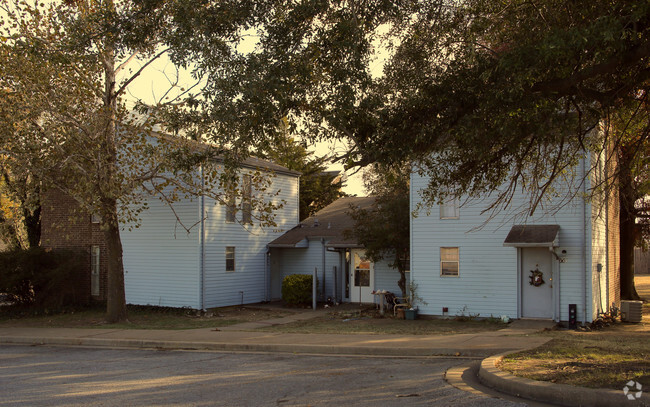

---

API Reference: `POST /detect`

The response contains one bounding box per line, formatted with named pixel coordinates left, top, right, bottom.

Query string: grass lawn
left=258, top=305, right=507, bottom=335
left=499, top=274, right=650, bottom=390
left=0, top=304, right=292, bottom=330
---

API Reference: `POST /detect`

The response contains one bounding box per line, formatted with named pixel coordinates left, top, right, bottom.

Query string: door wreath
left=529, top=268, right=545, bottom=287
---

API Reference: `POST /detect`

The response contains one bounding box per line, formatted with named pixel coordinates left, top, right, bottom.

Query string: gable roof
left=149, top=132, right=300, bottom=177
left=268, top=196, right=376, bottom=248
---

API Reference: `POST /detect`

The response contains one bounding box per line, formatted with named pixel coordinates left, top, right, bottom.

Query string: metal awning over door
left=503, top=225, right=560, bottom=248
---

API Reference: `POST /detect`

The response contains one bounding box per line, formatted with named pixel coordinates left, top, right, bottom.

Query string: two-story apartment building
left=410, top=154, right=619, bottom=325
left=41, top=156, right=300, bottom=309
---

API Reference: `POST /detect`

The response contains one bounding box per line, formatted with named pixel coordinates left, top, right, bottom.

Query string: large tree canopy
left=173, top=0, right=649, bottom=208
left=256, top=127, right=346, bottom=220
left=168, top=0, right=648, bottom=300
left=0, top=0, right=282, bottom=321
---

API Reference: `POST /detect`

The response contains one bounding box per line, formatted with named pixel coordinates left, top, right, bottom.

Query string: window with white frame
left=440, top=247, right=459, bottom=277
left=225, top=247, right=235, bottom=272
left=242, top=174, right=252, bottom=224
left=225, top=192, right=236, bottom=223
left=440, top=196, right=459, bottom=219
left=91, top=245, right=100, bottom=296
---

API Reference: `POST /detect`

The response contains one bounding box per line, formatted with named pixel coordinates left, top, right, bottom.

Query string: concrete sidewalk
left=0, top=309, right=552, bottom=357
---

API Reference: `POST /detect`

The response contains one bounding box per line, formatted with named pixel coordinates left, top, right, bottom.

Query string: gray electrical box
left=620, top=300, right=643, bottom=323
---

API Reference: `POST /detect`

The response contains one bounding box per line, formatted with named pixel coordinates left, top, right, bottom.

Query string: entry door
left=521, top=247, right=553, bottom=318
left=350, top=250, right=374, bottom=303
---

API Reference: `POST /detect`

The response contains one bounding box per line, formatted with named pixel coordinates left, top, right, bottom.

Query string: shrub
left=0, top=247, right=87, bottom=309
left=281, top=274, right=317, bottom=306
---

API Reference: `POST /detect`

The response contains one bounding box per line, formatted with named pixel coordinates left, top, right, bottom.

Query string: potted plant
left=404, top=281, right=427, bottom=320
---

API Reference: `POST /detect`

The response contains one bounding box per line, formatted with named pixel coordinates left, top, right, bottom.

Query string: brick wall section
left=40, top=188, right=108, bottom=302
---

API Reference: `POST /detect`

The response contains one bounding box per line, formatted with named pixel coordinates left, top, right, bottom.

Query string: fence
left=634, top=248, right=650, bottom=274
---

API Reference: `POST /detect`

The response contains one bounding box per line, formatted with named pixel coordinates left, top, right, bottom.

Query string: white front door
left=350, top=250, right=374, bottom=303
left=521, top=247, right=553, bottom=318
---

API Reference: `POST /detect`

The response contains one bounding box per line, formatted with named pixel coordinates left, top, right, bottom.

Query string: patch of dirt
left=205, top=306, right=293, bottom=322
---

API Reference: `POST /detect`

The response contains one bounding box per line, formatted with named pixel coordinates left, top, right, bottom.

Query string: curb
left=0, top=335, right=509, bottom=358
left=478, top=352, right=650, bottom=407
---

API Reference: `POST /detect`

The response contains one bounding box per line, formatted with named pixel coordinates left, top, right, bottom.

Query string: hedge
left=281, top=274, right=317, bottom=306
left=0, top=247, right=87, bottom=308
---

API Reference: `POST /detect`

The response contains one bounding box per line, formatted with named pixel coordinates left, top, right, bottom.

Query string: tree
left=0, top=170, right=40, bottom=249
left=0, top=0, right=280, bottom=321
left=346, top=163, right=410, bottom=297
left=611, top=97, right=650, bottom=300
left=257, top=125, right=346, bottom=220
left=180, top=0, right=650, bottom=300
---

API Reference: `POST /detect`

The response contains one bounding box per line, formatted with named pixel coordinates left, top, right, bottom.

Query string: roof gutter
left=582, top=156, right=588, bottom=326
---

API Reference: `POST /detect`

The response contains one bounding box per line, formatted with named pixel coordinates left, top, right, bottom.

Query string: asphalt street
left=0, top=345, right=527, bottom=407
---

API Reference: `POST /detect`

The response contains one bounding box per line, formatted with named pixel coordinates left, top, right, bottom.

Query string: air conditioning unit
left=620, top=300, right=643, bottom=323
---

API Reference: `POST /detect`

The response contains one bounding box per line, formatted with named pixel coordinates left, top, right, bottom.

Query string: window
left=91, top=246, right=100, bottom=296
left=242, top=174, right=252, bottom=224
left=226, top=247, right=235, bottom=272
left=91, top=213, right=101, bottom=224
left=440, top=196, right=459, bottom=219
left=225, top=192, right=236, bottom=223
left=440, top=247, right=459, bottom=277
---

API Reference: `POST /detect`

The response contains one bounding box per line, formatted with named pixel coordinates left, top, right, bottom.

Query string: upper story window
left=242, top=174, right=252, bottom=224
left=440, top=196, right=460, bottom=219
left=226, top=192, right=236, bottom=223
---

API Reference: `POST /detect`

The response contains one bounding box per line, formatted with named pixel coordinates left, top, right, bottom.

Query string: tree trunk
left=104, top=198, right=127, bottom=323
left=23, top=202, right=40, bottom=248
left=101, top=41, right=128, bottom=322
left=619, top=147, right=640, bottom=300
left=396, top=253, right=407, bottom=298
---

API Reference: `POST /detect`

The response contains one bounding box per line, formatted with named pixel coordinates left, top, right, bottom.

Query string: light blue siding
left=122, top=195, right=201, bottom=308
left=374, top=259, right=408, bottom=297
left=271, top=240, right=397, bottom=302
left=121, top=169, right=299, bottom=310
left=411, top=156, right=605, bottom=323
left=203, top=171, right=299, bottom=308
left=271, top=238, right=343, bottom=301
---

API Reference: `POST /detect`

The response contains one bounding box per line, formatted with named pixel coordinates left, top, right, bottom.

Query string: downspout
left=604, top=158, right=610, bottom=314
left=265, top=246, right=270, bottom=302
left=199, top=165, right=206, bottom=311
left=582, top=157, right=588, bottom=326
left=550, top=247, right=562, bottom=323
left=321, top=238, right=326, bottom=300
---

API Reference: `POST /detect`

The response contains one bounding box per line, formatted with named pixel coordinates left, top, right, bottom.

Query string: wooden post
left=313, top=267, right=317, bottom=310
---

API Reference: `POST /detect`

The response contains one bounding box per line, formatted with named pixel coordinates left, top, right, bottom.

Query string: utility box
left=620, top=301, right=643, bottom=323
left=569, top=304, right=577, bottom=329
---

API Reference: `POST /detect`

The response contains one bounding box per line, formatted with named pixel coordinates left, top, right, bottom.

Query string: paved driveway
left=0, top=346, right=525, bottom=406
